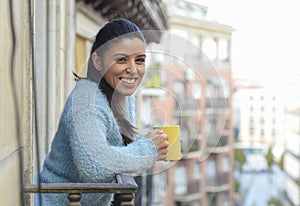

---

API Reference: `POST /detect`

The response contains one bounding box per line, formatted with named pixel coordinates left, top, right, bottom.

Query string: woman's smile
left=120, top=77, right=137, bottom=84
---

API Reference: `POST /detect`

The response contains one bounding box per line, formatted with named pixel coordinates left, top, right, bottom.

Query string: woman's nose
left=126, top=60, right=138, bottom=73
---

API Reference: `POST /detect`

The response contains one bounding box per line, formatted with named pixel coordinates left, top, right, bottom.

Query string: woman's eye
left=116, top=57, right=126, bottom=62
left=136, top=57, right=145, bottom=63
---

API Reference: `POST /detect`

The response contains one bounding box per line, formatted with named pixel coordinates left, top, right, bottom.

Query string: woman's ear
left=92, top=52, right=102, bottom=71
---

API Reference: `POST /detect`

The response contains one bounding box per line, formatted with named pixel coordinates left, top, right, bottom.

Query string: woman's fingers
left=157, top=147, right=168, bottom=160
left=158, top=147, right=168, bottom=155
left=146, top=129, right=169, bottom=160
left=146, top=129, right=163, bottom=139
left=154, top=134, right=169, bottom=161
left=154, top=134, right=168, bottom=148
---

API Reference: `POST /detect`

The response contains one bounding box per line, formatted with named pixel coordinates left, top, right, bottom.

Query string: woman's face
left=101, top=37, right=146, bottom=97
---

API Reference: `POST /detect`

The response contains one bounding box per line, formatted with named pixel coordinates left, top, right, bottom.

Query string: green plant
left=278, top=152, right=285, bottom=171
left=234, top=179, right=240, bottom=193
left=267, top=197, right=281, bottom=206
left=234, top=148, right=246, bottom=171
left=265, top=146, right=275, bottom=171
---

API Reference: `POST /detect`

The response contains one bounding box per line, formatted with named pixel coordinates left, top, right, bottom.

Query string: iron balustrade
left=24, top=174, right=138, bottom=206
left=206, top=172, right=230, bottom=187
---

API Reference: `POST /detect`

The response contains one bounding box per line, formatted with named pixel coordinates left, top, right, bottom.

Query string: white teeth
left=121, top=78, right=135, bottom=84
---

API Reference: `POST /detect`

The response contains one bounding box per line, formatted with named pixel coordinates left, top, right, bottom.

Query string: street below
left=236, top=155, right=285, bottom=206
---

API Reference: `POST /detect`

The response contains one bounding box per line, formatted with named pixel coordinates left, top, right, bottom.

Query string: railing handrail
left=24, top=174, right=138, bottom=206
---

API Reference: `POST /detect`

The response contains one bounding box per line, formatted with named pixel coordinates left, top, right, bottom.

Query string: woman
left=35, top=18, right=169, bottom=206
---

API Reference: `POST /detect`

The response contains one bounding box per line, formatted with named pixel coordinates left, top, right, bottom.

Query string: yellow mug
left=154, top=125, right=181, bottom=161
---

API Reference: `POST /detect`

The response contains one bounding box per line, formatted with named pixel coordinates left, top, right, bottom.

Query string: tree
left=234, top=179, right=240, bottom=193
left=265, top=146, right=275, bottom=171
left=267, top=197, right=281, bottom=206
left=235, top=148, right=246, bottom=171
left=278, top=152, right=285, bottom=171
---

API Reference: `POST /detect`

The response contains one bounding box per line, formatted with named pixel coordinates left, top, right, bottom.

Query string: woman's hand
left=147, top=129, right=169, bottom=161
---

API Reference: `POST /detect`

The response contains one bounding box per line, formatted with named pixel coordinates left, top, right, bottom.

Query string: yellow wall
left=76, top=35, right=88, bottom=76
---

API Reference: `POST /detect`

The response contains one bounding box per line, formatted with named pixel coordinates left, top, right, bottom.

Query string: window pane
left=203, top=37, right=217, bottom=60
left=175, top=165, right=187, bottom=194
left=218, top=39, right=229, bottom=60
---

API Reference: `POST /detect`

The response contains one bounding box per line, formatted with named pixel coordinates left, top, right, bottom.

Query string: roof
left=77, top=0, right=169, bottom=43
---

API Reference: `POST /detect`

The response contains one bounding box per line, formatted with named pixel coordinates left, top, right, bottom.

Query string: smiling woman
left=92, top=38, right=146, bottom=97
left=35, top=18, right=169, bottom=206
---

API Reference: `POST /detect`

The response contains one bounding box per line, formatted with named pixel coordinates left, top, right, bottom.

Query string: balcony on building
left=206, top=171, right=231, bottom=192
left=173, top=158, right=203, bottom=205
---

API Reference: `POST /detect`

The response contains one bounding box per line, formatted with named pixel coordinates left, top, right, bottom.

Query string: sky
left=198, top=0, right=300, bottom=90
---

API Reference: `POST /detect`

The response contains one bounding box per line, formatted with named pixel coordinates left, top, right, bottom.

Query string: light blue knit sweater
left=35, top=79, right=158, bottom=206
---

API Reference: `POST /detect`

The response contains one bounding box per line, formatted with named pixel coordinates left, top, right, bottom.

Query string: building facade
left=233, top=88, right=286, bottom=148
left=283, top=106, right=300, bottom=206
left=137, top=1, right=235, bottom=205
left=283, top=78, right=300, bottom=206
left=0, top=1, right=33, bottom=205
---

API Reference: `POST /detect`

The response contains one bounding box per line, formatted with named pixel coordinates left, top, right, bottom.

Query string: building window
left=260, top=129, right=265, bottom=137
left=249, top=116, right=254, bottom=124
left=152, top=171, right=167, bottom=204
left=173, top=81, right=185, bottom=100
left=218, top=39, right=229, bottom=66
left=175, top=165, right=187, bottom=195
left=260, top=117, right=264, bottom=124
left=250, top=106, right=253, bottom=112
left=203, top=37, right=217, bottom=61
left=192, top=83, right=201, bottom=99
left=222, top=155, right=230, bottom=172
left=249, top=127, right=254, bottom=136
left=272, top=128, right=276, bottom=137
left=207, top=159, right=217, bottom=180
left=193, top=162, right=201, bottom=179
left=190, top=34, right=202, bottom=62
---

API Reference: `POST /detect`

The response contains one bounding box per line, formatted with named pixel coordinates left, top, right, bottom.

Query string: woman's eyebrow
left=113, top=53, right=127, bottom=57
left=113, top=53, right=146, bottom=57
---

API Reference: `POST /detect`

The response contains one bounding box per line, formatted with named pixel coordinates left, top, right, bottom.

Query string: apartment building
left=283, top=78, right=300, bottom=206
left=137, top=1, right=235, bottom=205
left=233, top=88, right=286, bottom=150
left=283, top=106, right=300, bottom=206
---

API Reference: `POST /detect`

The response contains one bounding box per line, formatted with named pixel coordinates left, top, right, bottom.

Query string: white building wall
left=285, top=177, right=300, bottom=206
left=284, top=153, right=300, bottom=180
left=284, top=106, right=300, bottom=206
left=235, top=88, right=286, bottom=147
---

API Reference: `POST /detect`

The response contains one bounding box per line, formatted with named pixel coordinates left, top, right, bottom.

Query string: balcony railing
left=206, top=134, right=228, bottom=148
left=206, top=172, right=229, bottom=192
left=175, top=99, right=200, bottom=111
left=206, top=98, right=228, bottom=108
left=24, top=174, right=138, bottom=206
left=174, top=179, right=201, bottom=205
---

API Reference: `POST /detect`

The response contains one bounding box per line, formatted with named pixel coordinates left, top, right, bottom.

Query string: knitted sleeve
left=68, top=80, right=157, bottom=182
